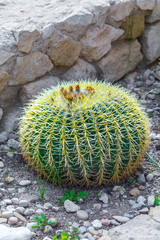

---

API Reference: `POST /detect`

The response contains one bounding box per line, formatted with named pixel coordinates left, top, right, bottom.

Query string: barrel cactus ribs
left=19, top=80, right=150, bottom=186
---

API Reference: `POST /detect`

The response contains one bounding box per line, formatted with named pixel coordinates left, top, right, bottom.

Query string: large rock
left=0, top=85, right=20, bottom=108
left=14, top=29, right=40, bottom=53
left=107, top=0, right=135, bottom=22
left=80, top=24, right=124, bottom=61
left=97, top=40, right=143, bottom=82
left=0, top=70, right=11, bottom=91
left=140, top=22, right=160, bottom=64
left=0, top=224, right=32, bottom=240
left=54, top=7, right=94, bottom=40
left=9, top=51, right=53, bottom=85
left=0, top=27, right=17, bottom=52
left=149, top=206, right=160, bottom=223
left=105, top=214, right=160, bottom=240
left=146, top=0, right=160, bottom=23
left=121, top=11, right=146, bottom=39
left=0, top=49, right=15, bottom=65
left=19, top=75, right=59, bottom=103
left=136, top=0, right=156, bottom=10
left=49, top=34, right=82, bottom=67
left=61, top=58, right=97, bottom=81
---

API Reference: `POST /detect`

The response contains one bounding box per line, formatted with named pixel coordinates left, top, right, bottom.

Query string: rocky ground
left=0, top=62, right=160, bottom=240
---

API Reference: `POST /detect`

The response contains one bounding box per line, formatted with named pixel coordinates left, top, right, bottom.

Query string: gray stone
left=93, top=203, right=102, bottom=211
left=77, top=210, right=89, bottom=220
left=91, top=219, right=102, bottom=229
left=0, top=161, right=4, bottom=168
left=64, top=200, right=80, bottom=213
left=131, top=203, right=142, bottom=210
left=0, top=224, right=32, bottom=240
left=19, top=200, right=29, bottom=208
left=146, top=173, right=154, bottom=182
left=0, top=133, right=8, bottom=144
left=139, top=207, right=149, bottom=214
left=99, top=193, right=109, bottom=204
left=8, top=216, right=18, bottom=225
left=112, top=215, right=130, bottom=223
left=43, top=202, right=52, bottom=210
left=146, top=0, right=160, bottom=23
left=137, top=196, right=146, bottom=205
left=107, top=214, right=160, bottom=240
left=1, top=210, right=13, bottom=218
left=110, top=219, right=120, bottom=226
left=7, top=139, right=19, bottom=149
left=137, top=174, right=146, bottom=185
left=19, top=180, right=31, bottom=186
left=79, top=226, right=87, bottom=234
left=136, top=0, right=156, bottom=10
left=147, top=195, right=155, bottom=207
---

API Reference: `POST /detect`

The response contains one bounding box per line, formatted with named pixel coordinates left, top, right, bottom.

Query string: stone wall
left=0, top=0, right=160, bottom=131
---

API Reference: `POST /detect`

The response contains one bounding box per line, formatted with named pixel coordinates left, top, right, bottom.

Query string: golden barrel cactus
left=19, top=80, right=150, bottom=186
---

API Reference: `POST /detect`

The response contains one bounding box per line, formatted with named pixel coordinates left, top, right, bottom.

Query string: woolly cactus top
left=19, top=80, right=150, bottom=186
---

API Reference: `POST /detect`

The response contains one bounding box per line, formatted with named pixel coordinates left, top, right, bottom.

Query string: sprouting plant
left=53, top=227, right=80, bottom=240
left=148, top=113, right=153, bottom=118
left=146, top=152, right=160, bottom=172
left=32, top=214, right=56, bottom=230
left=4, top=170, right=8, bottom=179
left=129, top=177, right=136, bottom=183
left=57, top=189, right=88, bottom=205
left=154, top=196, right=160, bottom=207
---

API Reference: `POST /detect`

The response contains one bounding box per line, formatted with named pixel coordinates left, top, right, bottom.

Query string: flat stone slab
left=107, top=214, right=160, bottom=240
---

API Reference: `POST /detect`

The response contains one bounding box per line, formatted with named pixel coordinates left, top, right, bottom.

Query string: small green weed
left=53, top=227, right=80, bottom=240
left=57, top=190, right=88, bottom=205
left=154, top=196, right=160, bottom=207
left=148, top=113, right=153, bottom=118
left=32, top=214, right=56, bottom=230
left=129, top=178, right=136, bottom=183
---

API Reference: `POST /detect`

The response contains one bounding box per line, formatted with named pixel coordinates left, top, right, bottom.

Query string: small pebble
left=139, top=207, right=149, bottom=214
left=19, top=180, right=31, bottom=186
left=43, top=202, right=52, bottom=210
left=112, top=216, right=130, bottom=223
left=19, top=200, right=29, bottom=207
left=93, top=203, right=101, bottom=211
left=129, top=187, right=140, bottom=196
left=147, top=195, right=155, bottom=207
left=91, top=219, right=102, bottom=229
left=1, top=211, right=13, bottom=218
left=8, top=216, right=18, bottom=225
left=99, top=193, right=109, bottom=204
left=0, top=161, right=4, bottom=168
left=101, top=218, right=111, bottom=226
left=77, top=210, right=89, bottom=220
left=15, top=206, right=25, bottom=214
left=137, top=174, right=146, bottom=185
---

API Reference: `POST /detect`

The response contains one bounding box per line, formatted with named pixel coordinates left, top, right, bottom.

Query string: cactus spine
left=19, top=80, right=150, bottom=186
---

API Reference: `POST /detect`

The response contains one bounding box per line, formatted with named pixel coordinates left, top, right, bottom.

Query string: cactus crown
left=19, top=80, right=150, bottom=187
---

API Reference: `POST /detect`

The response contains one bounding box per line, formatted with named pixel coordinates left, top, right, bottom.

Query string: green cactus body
left=19, top=80, right=150, bottom=186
